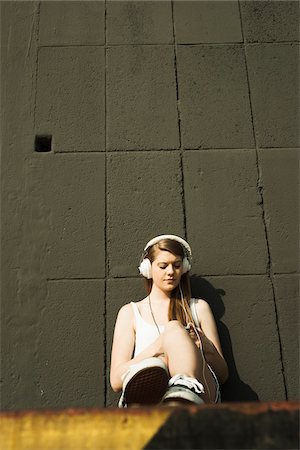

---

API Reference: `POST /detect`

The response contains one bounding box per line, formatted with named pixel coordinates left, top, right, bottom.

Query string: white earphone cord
left=179, top=285, right=212, bottom=403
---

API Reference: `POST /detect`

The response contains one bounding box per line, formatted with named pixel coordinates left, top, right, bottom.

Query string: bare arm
left=196, top=300, right=228, bottom=384
left=110, top=304, right=164, bottom=392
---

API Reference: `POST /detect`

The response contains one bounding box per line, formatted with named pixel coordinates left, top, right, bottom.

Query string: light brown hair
left=144, top=239, right=194, bottom=326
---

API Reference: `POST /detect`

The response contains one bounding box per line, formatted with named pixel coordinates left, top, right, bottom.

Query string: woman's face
left=151, top=250, right=183, bottom=293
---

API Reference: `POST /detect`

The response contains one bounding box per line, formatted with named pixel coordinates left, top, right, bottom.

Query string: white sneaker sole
left=123, top=358, right=170, bottom=406
left=162, top=386, right=205, bottom=405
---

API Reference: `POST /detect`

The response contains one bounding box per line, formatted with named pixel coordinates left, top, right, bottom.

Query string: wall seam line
left=46, top=278, right=106, bottom=282
left=33, top=2, right=41, bottom=130
left=171, top=0, right=187, bottom=240
left=238, top=0, right=288, bottom=400
left=36, top=41, right=300, bottom=49
left=45, top=272, right=300, bottom=282
left=33, top=1, right=42, bottom=408
left=104, top=0, right=108, bottom=408
left=54, top=145, right=299, bottom=154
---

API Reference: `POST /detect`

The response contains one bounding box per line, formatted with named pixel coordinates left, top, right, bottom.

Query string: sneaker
left=162, top=374, right=205, bottom=405
left=118, top=357, right=170, bottom=408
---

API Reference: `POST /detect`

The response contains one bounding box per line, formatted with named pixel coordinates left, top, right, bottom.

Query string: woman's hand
left=187, top=326, right=201, bottom=348
left=188, top=326, right=215, bottom=355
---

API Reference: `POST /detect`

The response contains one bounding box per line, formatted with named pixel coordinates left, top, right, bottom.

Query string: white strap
left=190, top=298, right=200, bottom=328
left=130, top=302, right=139, bottom=328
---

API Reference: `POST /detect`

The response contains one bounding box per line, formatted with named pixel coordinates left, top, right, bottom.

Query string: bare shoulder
left=114, top=303, right=135, bottom=333
left=193, top=298, right=211, bottom=313
left=193, top=298, right=214, bottom=322
left=117, top=298, right=146, bottom=319
left=117, top=303, right=133, bottom=320
left=132, top=297, right=148, bottom=310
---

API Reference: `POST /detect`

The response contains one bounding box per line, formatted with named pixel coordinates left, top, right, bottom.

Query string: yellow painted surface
left=0, top=409, right=171, bottom=450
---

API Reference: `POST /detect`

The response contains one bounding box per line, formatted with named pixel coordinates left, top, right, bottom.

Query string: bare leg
left=161, top=320, right=217, bottom=403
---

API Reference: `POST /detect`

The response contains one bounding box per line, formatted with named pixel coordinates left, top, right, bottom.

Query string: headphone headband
left=143, top=234, right=192, bottom=261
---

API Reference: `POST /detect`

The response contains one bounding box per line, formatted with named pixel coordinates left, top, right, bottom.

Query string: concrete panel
left=107, top=152, right=184, bottom=277
left=1, top=1, right=41, bottom=410
left=177, top=45, right=254, bottom=149
left=107, top=46, right=179, bottom=150
left=190, top=275, right=285, bottom=401
left=106, top=278, right=146, bottom=407
left=29, top=153, right=105, bottom=279
left=246, top=44, right=299, bottom=148
left=107, top=1, right=173, bottom=44
left=37, top=280, right=105, bottom=408
left=274, top=275, right=299, bottom=400
left=35, top=47, right=105, bottom=152
left=39, top=1, right=105, bottom=46
left=241, top=1, right=299, bottom=43
left=174, top=1, right=242, bottom=44
left=259, top=149, right=299, bottom=273
left=184, top=150, right=268, bottom=275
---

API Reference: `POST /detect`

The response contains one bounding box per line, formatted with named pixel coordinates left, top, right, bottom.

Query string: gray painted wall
left=1, top=0, right=299, bottom=410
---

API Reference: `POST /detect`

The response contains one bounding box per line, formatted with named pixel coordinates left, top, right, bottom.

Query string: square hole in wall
left=34, top=135, right=52, bottom=152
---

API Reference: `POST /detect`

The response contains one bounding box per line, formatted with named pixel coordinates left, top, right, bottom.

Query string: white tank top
left=130, top=298, right=199, bottom=357
left=131, top=302, right=165, bottom=357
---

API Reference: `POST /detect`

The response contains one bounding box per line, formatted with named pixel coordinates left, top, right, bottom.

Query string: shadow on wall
left=190, top=275, right=259, bottom=402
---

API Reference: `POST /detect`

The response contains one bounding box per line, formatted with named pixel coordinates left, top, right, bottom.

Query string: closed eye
left=159, top=263, right=182, bottom=269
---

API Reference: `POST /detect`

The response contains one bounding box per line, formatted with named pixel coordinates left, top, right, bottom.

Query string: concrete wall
left=1, top=0, right=299, bottom=411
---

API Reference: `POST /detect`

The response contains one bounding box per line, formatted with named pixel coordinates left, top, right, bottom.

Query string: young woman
left=110, top=235, right=228, bottom=407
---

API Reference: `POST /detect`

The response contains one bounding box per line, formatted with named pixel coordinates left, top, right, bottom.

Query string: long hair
left=143, top=239, right=194, bottom=327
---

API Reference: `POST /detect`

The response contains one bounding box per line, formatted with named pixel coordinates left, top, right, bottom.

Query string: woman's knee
left=163, top=320, right=187, bottom=339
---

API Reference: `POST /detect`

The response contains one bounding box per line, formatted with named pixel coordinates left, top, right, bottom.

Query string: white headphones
left=138, top=234, right=192, bottom=279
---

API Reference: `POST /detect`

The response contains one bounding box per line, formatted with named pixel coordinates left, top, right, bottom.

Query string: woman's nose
left=167, top=264, right=174, bottom=274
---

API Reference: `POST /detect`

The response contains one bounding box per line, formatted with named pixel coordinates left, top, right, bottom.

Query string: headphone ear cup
left=138, top=258, right=152, bottom=279
left=182, top=257, right=191, bottom=274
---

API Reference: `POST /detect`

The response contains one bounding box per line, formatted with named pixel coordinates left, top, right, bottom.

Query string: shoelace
left=169, top=374, right=205, bottom=394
